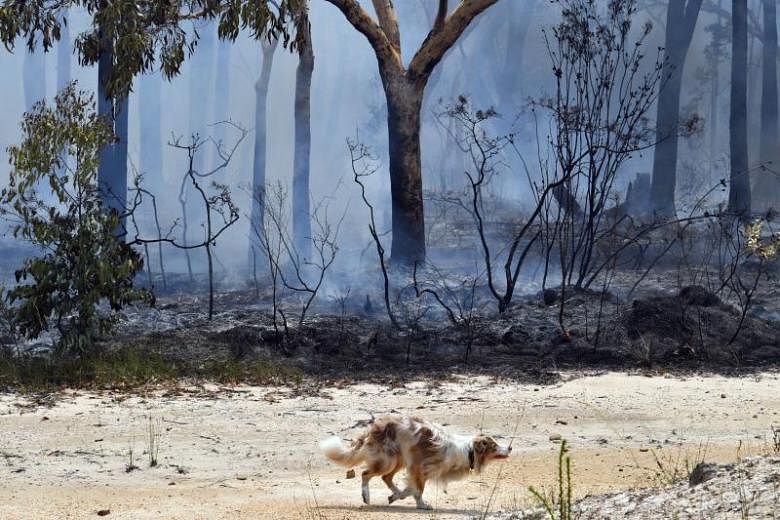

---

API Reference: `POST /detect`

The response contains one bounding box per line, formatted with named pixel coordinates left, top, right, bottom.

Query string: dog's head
left=471, top=435, right=511, bottom=472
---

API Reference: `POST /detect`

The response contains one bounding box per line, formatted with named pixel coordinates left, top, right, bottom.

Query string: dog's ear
left=472, top=437, right=488, bottom=472
left=474, top=437, right=488, bottom=453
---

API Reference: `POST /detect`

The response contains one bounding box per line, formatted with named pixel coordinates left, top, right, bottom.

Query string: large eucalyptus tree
left=323, top=0, right=502, bottom=265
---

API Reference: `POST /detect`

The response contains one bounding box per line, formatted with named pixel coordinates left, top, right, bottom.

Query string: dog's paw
left=388, top=492, right=401, bottom=504
left=362, top=488, right=370, bottom=505
left=415, top=500, right=433, bottom=510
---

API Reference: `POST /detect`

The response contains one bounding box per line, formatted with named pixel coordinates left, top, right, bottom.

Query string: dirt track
left=1, top=372, right=779, bottom=519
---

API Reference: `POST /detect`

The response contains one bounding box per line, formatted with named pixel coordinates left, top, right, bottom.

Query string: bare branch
left=409, top=0, right=499, bottom=79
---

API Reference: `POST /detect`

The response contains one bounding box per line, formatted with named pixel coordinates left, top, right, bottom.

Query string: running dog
left=320, top=415, right=511, bottom=509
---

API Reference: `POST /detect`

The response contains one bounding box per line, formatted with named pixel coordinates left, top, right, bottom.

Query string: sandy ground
left=1, top=372, right=779, bottom=520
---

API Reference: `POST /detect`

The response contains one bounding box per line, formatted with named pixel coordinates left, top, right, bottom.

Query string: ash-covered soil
left=82, top=270, right=780, bottom=385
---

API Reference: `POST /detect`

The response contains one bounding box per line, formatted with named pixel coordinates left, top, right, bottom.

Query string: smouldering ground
left=1, top=372, right=779, bottom=519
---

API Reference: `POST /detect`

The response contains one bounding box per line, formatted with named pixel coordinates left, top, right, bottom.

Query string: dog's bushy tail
left=320, top=436, right=366, bottom=467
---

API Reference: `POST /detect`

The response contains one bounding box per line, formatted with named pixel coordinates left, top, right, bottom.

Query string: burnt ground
left=27, top=263, right=773, bottom=389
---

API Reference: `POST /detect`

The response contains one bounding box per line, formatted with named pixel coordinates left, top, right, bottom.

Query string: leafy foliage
left=1, top=83, right=153, bottom=356
left=0, top=0, right=301, bottom=99
left=745, top=219, right=780, bottom=260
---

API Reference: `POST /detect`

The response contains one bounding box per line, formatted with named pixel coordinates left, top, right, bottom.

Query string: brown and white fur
left=320, top=415, right=511, bottom=509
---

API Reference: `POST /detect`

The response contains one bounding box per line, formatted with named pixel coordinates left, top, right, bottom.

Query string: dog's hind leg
left=362, top=458, right=394, bottom=505
left=361, top=469, right=375, bottom=505
left=412, top=479, right=431, bottom=510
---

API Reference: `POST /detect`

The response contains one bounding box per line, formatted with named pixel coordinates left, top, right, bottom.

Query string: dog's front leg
left=382, top=474, right=403, bottom=504
left=408, top=472, right=432, bottom=510
left=413, top=493, right=432, bottom=510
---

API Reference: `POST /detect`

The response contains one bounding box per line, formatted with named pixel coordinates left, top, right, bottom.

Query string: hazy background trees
left=1, top=0, right=779, bottom=285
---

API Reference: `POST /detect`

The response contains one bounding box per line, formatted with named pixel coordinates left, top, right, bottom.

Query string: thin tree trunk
left=212, top=39, right=231, bottom=147
left=97, top=45, right=128, bottom=221
left=650, top=61, right=684, bottom=216
left=293, top=8, right=314, bottom=258
left=139, top=72, right=163, bottom=187
left=649, top=0, right=703, bottom=217
left=189, top=22, right=216, bottom=173
left=729, top=0, right=752, bottom=216
left=249, top=38, right=278, bottom=261
left=23, top=50, right=46, bottom=111
left=755, top=0, right=780, bottom=211
left=499, top=0, right=536, bottom=107
left=709, top=0, right=722, bottom=170
left=56, top=10, right=71, bottom=92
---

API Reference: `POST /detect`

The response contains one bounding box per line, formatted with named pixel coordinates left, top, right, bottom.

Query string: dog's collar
left=468, top=446, right=475, bottom=470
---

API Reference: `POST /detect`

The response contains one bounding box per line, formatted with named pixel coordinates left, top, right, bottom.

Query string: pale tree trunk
left=139, top=72, right=163, bottom=188
left=729, top=0, right=752, bottom=216
left=325, top=0, right=501, bottom=265
left=710, top=0, right=723, bottom=169
left=189, top=21, right=216, bottom=173
left=97, top=44, right=128, bottom=221
left=499, top=0, right=537, bottom=108
left=755, top=0, right=780, bottom=212
left=23, top=50, right=46, bottom=112
left=649, top=0, right=703, bottom=217
left=249, top=37, right=278, bottom=260
left=211, top=39, right=232, bottom=149
left=293, top=6, right=314, bottom=258
left=57, top=9, right=71, bottom=92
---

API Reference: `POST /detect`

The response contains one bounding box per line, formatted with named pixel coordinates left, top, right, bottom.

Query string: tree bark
left=188, top=21, right=216, bottom=174
left=755, top=0, right=780, bottom=212
left=293, top=6, right=314, bottom=258
left=56, top=9, right=71, bottom=93
left=729, top=0, right=752, bottom=216
left=249, top=37, right=278, bottom=258
left=324, top=0, right=500, bottom=265
left=211, top=38, right=232, bottom=150
left=97, top=44, right=128, bottom=221
left=384, top=75, right=426, bottom=265
left=23, top=49, right=46, bottom=112
left=649, top=0, right=703, bottom=217
left=499, top=0, right=536, bottom=108
left=139, top=72, right=163, bottom=189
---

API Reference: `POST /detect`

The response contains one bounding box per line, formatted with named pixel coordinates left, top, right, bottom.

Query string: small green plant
left=529, top=439, right=573, bottom=520
left=146, top=416, right=161, bottom=467
left=1, top=83, right=153, bottom=356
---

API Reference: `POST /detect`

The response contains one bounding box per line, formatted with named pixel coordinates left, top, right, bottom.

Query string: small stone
left=549, top=434, right=562, bottom=442
left=346, top=469, right=355, bottom=479
left=689, top=462, right=719, bottom=486
left=97, top=511, right=111, bottom=517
